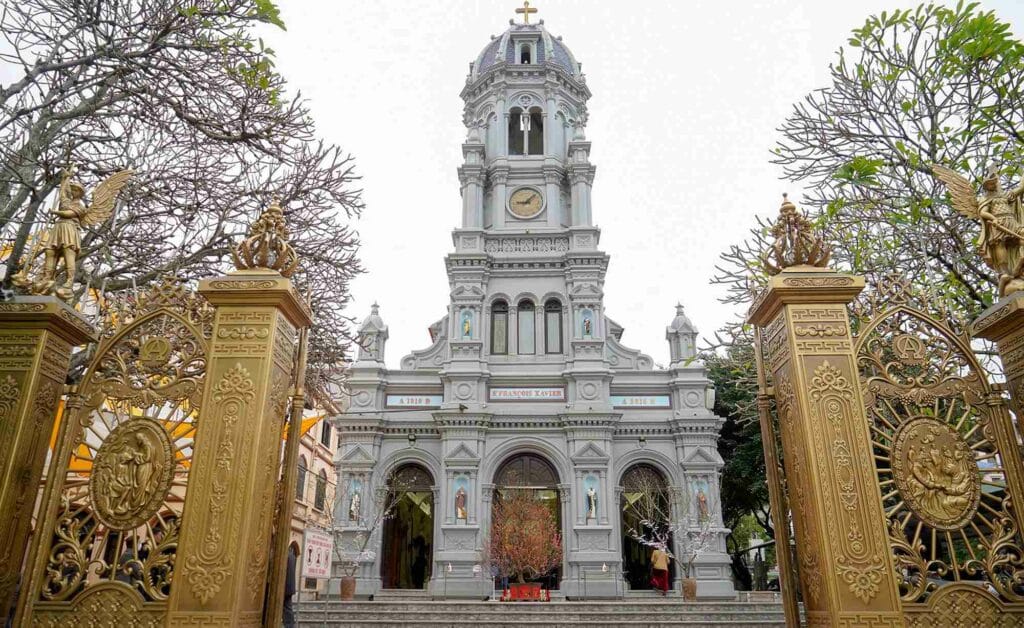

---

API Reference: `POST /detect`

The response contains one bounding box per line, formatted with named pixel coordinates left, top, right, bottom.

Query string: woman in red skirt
left=650, top=545, right=671, bottom=594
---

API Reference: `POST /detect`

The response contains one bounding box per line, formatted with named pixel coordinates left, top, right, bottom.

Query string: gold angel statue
left=932, top=164, right=1024, bottom=296
left=12, top=167, right=133, bottom=300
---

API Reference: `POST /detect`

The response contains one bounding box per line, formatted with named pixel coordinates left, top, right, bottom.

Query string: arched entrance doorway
left=380, top=464, right=434, bottom=589
left=492, top=453, right=563, bottom=589
left=620, top=464, right=676, bottom=590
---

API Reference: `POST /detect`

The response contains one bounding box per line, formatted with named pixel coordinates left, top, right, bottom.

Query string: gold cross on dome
left=516, top=1, right=538, bottom=24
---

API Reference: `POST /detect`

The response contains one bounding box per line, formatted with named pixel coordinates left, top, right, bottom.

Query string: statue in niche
left=462, top=310, right=472, bottom=338
left=455, top=487, right=467, bottom=520
left=697, top=488, right=709, bottom=522
left=586, top=486, right=597, bottom=520
left=349, top=490, right=361, bottom=521
left=581, top=309, right=594, bottom=337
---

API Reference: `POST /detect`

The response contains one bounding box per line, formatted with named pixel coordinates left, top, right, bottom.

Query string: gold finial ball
left=780, top=193, right=796, bottom=214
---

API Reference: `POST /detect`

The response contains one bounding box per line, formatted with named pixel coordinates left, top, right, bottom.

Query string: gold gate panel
left=853, top=285, right=1024, bottom=623
left=18, top=278, right=213, bottom=626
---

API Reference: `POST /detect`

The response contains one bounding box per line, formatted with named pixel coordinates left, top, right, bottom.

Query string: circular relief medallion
left=684, top=391, right=702, bottom=407
left=89, top=418, right=175, bottom=531
left=580, top=382, right=598, bottom=400
left=891, top=417, right=980, bottom=530
left=455, top=382, right=473, bottom=400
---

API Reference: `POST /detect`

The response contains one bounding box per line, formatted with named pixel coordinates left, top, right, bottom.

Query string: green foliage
left=706, top=342, right=770, bottom=541
left=772, top=1, right=1024, bottom=316
left=833, top=156, right=885, bottom=186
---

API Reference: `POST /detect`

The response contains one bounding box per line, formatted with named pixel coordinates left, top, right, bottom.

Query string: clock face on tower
left=508, top=187, right=544, bottom=219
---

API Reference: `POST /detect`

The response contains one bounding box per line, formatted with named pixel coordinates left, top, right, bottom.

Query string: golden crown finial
left=231, top=196, right=299, bottom=277
left=762, top=193, right=831, bottom=276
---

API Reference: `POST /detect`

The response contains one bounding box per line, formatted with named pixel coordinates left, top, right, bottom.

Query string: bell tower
left=456, top=12, right=595, bottom=236
left=428, top=6, right=613, bottom=412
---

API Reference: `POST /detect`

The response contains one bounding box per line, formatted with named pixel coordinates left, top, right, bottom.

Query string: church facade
left=331, top=12, right=733, bottom=599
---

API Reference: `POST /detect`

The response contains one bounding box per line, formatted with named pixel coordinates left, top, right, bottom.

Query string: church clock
left=508, top=187, right=544, bottom=219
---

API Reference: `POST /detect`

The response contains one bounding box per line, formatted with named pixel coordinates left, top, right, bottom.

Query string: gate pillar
left=166, top=200, right=312, bottom=627
left=0, top=297, right=94, bottom=621
left=970, top=294, right=1024, bottom=534
left=748, top=263, right=903, bottom=626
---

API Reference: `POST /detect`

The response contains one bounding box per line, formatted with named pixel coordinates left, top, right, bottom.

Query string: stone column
left=0, top=297, right=95, bottom=621
left=166, top=271, right=311, bottom=626
left=747, top=266, right=902, bottom=625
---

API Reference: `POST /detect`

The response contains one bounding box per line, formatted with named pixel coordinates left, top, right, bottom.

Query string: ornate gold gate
left=853, top=282, right=1024, bottom=625
left=17, top=278, right=212, bottom=626
left=749, top=196, right=1024, bottom=626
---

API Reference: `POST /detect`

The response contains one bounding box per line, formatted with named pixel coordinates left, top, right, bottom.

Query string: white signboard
left=302, top=529, right=334, bottom=579
left=489, top=387, right=565, bottom=401
left=610, top=395, right=672, bottom=408
left=385, top=394, right=443, bottom=408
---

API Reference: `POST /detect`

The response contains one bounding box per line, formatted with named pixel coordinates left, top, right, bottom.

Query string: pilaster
left=747, top=266, right=902, bottom=626
left=166, top=271, right=311, bottom=626
left=0, top=297, right=95, bottom=620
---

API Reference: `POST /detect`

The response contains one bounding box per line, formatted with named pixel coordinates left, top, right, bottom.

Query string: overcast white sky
left=266, top=0, right=1024, bottom=369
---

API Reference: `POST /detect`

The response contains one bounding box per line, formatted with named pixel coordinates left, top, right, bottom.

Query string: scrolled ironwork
left=24, top=279, right=210, bottom=622
left=855, top=296, right=1024, bottom=608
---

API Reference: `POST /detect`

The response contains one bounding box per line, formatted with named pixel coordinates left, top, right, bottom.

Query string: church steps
left=296, top=601, right=787, bottom=627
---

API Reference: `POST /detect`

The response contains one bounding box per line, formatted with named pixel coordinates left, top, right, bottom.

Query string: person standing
left=650, top=545, right=671, bottom=595
left=283, top=546, right=297, bottom=628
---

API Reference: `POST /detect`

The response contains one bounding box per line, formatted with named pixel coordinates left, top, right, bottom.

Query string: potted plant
left=487, top=489, right=562, bottom=602
left=679, top=514, right=717, bottom=601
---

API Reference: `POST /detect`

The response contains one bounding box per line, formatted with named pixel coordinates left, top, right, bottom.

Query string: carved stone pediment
left=571, top=441, right=609, bottom=465
left=682, top=446, right=722, bottom=466
left=445, top=442, right=481, bottom=466
left=341, top=445, right=375, bottom=465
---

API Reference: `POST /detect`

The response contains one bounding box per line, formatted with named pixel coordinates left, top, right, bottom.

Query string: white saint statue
left=349, top=491, right=361, bottom=521
left=586, top=486, right=597, bottom=520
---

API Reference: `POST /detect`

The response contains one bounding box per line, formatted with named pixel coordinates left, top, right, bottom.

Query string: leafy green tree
left=711, top=2, right=1024, bottom=589
left=706, top=343, right=768, bottom=537
left=773, top=2, right=1024, bottom=312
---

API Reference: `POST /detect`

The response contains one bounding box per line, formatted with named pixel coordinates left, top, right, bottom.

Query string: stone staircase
left=295, top=599, right=787, bottom=627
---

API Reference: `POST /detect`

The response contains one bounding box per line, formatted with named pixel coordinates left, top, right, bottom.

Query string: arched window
left=520, top=44, right=531, bottom=64
left=508, top=106, right=543, bottom=156
left=508, top=108, right=525, bottom=156
left=527, top=106, right=543, bottom=155
left=296, top=456, right=308, bottom=502
left=320, top=420, right=332, bottom=447
left=545, top=299, right=562, bottom=354
left=518, top=300, right=535, bottom=354
left=314, top=469, right=328, bottom=511
left=495, top=453, right=559, bottom=488
left=491, top=300, right=509, bottom=355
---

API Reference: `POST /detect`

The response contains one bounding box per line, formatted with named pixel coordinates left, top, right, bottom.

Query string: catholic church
left=331, top=5, right=733, bottom=599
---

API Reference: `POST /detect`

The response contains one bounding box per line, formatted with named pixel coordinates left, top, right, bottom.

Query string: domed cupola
left=666, top=304, right=699, bottom=365
left=471, top=20, right=582, bottom=80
